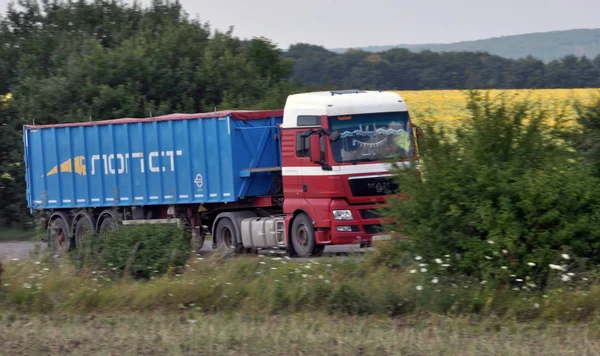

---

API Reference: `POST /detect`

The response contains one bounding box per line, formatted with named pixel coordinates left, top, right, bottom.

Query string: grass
left=1, top=312, right=599, bottom=355
left=1, top=246, right=599, bottom=322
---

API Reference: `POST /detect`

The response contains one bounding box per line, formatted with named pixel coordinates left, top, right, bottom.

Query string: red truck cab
left=279, top=90, right=418, bottom=256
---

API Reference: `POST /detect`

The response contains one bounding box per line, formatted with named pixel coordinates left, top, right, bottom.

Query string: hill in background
left=330, top=29, right=600, bottom=62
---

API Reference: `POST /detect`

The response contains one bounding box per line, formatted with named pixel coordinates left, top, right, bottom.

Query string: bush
left=383, top=91, right=600, bottom=286
left=72, top=224, right=191, bottom=279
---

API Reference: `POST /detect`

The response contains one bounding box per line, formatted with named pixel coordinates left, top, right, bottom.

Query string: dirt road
left=0, top=241, right=365, bottom=260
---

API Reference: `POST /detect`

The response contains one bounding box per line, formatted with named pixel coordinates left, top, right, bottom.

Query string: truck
left=23, top=90, right=420, bottom=257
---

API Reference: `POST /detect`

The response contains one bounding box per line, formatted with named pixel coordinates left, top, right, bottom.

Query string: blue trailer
left=24, top=110, right=285, bottom=253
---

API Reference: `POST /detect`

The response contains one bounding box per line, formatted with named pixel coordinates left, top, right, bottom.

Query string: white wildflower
left=420, top=268, right=428, bottom=273
left=582, top=278, right=589, bottom=281
left=561, top=274, right=571, bottom=282
left=23, top=283, right=32, bottom=289
left=43, top=268, right=49, bottom=271
left=567, top=272, right=575, bottom=276
left=441, top=264, right=450, bottom=267
left=561, top=254, right=570, bottom=260
left=487, top=240, right=495, bottom=244
left=226, top=282, right=232, bottom=285
left=34, top=261, right=41, bottom=265
left=187, top=319, right=198, bottom=324
left=435, top=258, right=443, bottom=264
left=415, top=256, right=422, bottom=261
left=326, top=264, right=332, bottom=267
left=11, top=258, right=19, bottom=261
left=419, top=263, right=428, bottom=267
left=515, top=279, right=523, bottom=282
left=319, top=275, right=324, bottom=279
left=259, top=261, right=266, bottom=265
left=410, top=269, right=417, bottom=274
left=549, top=264, right=564, bottom=271
left=501, top=266, right=508, bottom=270
left=527, top=262, right=536, bottom=267
left=302, top=274, right=308, bottom=278
left=502, top=249, right=508, bottom=254
left=534, top=303, right=540, bottom=309
left=513, top=287, right=520, bottom=291
left=431, top=277, right=439, bottom=284
left=485, top=256, right=492, bottom=260
left=271, top=267, right=278, bottom=270
left=416, top=285, right=423, bottom=291
left=480, top=280, right=487, bottom=285
left=444, top=255, right=450, bottom=258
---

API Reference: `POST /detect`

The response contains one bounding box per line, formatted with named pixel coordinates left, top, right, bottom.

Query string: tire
left=291, top=213, right=319, bottom=257
left=214, top=217, right=238, bottom=251
left=98, top=215, right=117, bottom=239
left=74, top=215, right=95, bottom=249
left=48, top=217, right=71, bottom=256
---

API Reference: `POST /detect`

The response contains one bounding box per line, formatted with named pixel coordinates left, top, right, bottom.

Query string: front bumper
left=326, top=199, right=395, bottom=245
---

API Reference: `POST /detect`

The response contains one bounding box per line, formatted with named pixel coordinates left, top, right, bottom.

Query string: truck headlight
left=333, top=210, right=354, bottom=220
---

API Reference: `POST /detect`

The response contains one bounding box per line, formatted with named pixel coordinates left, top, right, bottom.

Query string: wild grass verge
left=1, top=247, right=599, bottom=322
left=1, top=311, right=599, bottom=355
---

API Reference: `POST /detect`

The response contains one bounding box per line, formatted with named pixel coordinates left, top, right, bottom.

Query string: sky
left=1, top=0, right=599, bottom=49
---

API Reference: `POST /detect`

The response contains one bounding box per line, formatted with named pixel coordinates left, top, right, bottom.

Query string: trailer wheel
left=214, top=217, right=237, bottom=251
left=49, top=217, right=71, bottom=256
left=291, top=213, right=318, bottom=257
left=98, top=216, right=117, bottom=239
left=74, top=215, right=95, bottom=249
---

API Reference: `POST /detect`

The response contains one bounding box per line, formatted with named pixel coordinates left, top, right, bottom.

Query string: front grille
left=364, top=224, right=385, bottom=234
left=349, top=176, right=398, bottom=197
left=360, top=209, right=383, bottom=219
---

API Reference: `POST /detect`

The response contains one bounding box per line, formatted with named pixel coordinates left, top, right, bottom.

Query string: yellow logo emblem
left=45, top=156, right=87, bottom=177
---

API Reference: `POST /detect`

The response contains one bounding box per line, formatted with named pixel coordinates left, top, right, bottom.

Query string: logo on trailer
left=43, top=150, right=184, bottom=177
left=194, top=174, right=204, bottom=189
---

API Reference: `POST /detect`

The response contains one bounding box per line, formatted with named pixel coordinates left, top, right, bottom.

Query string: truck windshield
left=329, top=111, right=414, bottom=163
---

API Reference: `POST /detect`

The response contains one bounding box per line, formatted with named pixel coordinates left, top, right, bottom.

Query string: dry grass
left=1, top=311, right=599, bottom=355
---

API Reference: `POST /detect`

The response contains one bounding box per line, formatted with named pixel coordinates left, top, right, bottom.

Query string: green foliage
left=73, top=224, right=191, bottom=279
left=383, top=92, right=600, bottom=285
left=569, top=97, right=600, bottom=176
left=0, top=0, right=299, bottom=227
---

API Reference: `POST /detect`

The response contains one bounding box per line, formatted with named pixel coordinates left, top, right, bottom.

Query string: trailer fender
left=95, top=209, right=119, bottom=233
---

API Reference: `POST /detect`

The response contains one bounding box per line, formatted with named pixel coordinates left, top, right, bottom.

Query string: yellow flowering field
left=392, top=89, right=600, bottom=127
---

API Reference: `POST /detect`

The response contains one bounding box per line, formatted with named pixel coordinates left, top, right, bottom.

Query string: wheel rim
left=222, top=226, right=234, bottom=249
left=296, top=225, right=309, bottom=248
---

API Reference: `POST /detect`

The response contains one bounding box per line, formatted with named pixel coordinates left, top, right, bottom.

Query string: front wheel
left=214, top=217, right=239, bottom=252
left=291, top=213, right=321, bottom=257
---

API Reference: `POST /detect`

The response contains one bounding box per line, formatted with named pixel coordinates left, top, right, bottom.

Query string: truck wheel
left=49, top=217, right=71, bottom=256
left=291, top=213, right=319, bottom=257
left=74, top=215, right=94, bottom=249
left=214, top=217, right=238, bottom=251
left=98, top=216, right=117, bottom=239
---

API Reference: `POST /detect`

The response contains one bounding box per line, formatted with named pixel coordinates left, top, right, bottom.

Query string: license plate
left=372, top=234, right=392, bottom=241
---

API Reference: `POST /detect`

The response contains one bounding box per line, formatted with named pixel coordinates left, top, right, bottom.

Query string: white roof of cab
left=281, top=90, right=408, bottom=128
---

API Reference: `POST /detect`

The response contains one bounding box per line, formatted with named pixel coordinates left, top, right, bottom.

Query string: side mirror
left=415, top=126, right=424, bottom=141
left=309, top=134, right=321, bottom=164
left=329, top=130, right=340, bottom=142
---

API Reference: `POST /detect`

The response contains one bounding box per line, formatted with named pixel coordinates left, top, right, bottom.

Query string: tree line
left=286, top=44, right=600, bottom=90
